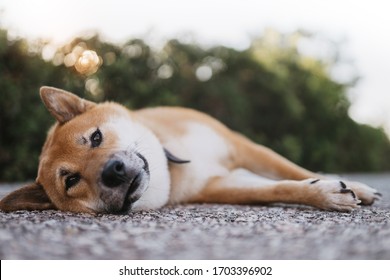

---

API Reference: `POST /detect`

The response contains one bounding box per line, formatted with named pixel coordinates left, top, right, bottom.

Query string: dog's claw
left=340, top=188, right=357, bottom=199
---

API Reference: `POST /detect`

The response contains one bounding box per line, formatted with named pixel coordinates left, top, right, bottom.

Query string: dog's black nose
left=102, top=160, right=127, bottom=187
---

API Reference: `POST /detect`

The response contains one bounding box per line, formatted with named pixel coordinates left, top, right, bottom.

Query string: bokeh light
left=51, top=41, right=102, bottom=75
left=195, top=65, right=212, bottom=82
left=75, top=50, right=101, bottom=75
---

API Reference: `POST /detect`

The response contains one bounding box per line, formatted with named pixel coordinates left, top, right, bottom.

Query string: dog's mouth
left=120, top=173, right=144, bottom=213
left=105, top=171, right=149, bottom=214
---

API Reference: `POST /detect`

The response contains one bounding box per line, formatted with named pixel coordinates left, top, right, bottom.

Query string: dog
left=0, top=86, right=382, bottom=214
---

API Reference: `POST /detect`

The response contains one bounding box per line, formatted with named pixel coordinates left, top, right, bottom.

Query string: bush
left=1, top=29, right=389, bottom=181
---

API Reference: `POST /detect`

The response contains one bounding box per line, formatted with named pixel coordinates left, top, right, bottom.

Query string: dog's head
left=0, top=87, right=174, bottom=214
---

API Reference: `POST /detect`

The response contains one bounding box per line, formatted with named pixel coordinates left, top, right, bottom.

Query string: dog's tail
left=231, top=132, right=320, bottom=180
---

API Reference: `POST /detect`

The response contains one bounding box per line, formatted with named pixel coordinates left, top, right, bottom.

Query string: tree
left=1, top=28, right=390, bottom=181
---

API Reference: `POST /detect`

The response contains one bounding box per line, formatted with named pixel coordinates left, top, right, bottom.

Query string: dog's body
left=0, top=87, right=381, bottom=213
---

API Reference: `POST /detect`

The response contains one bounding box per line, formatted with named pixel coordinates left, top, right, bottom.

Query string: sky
left=1, top=0, right=389, bottom=134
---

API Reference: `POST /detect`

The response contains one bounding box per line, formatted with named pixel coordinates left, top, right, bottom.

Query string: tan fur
left=190, top=176, right=359, bottom=211
left=0, top=87, right=381, bottom=213
left=136, top=107, right=317, bottom=180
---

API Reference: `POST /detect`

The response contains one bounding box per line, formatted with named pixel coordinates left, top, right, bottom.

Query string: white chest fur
left=166, top=122, right=231, bottom=203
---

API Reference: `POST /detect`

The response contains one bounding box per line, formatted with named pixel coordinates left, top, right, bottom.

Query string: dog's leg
left=229, top=134, right=381, bottom=205
left=232, top=133, right=322, bottom=180
left=191, top=169, right=380, bottom=211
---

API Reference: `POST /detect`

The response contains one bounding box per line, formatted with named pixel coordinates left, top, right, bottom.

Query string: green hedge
left=1, top=29, right=390, bottom=181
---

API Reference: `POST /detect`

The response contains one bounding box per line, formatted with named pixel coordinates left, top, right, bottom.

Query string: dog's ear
left=164, top=148, right=191, bottom=164
left=0, top=182, right=55, bottom=212
left=40, top=86, right=96, bottom=124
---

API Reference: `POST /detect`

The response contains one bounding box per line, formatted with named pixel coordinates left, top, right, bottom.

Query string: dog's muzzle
left=100, top=152, right=150, bottom=213
left=102, top=159, right=136, bottom=188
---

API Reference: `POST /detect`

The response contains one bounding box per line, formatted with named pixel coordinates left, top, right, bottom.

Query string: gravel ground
left=0, top=174, right=389, bottom=260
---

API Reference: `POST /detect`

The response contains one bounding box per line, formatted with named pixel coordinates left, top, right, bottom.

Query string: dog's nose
left=102, top=160, right=127, bottom=187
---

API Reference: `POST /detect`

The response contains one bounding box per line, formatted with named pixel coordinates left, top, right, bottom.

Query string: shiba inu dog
left=0, top=87, right=381, bottom=214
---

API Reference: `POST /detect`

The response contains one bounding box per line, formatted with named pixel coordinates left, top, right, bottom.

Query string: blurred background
left=0, top=0, right=390, bottom=182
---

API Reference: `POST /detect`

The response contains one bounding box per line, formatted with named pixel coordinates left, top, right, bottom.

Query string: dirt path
left=1, top=174, right=389, bottom=259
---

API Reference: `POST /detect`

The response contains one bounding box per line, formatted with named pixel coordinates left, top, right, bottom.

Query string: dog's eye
left=65, top=174, right=81, bottom=190
left=90, top=129, right=102, bottom=148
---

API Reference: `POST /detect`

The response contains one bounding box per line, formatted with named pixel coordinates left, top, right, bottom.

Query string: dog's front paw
left=345, top=181, right=382, bottom=205
left=306, top=179, right=361, bottom=211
